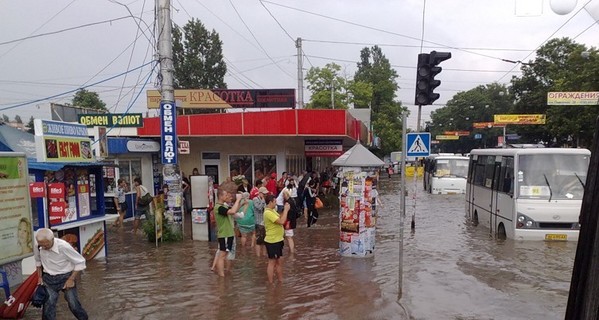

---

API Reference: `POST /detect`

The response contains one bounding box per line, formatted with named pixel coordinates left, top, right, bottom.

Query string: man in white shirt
left=34, top=228, right=88, bottom=320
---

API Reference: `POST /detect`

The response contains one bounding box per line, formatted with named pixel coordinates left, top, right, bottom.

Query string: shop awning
left=27, top=159, right=116, bottom=171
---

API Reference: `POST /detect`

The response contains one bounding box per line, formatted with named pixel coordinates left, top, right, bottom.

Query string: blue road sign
left=406, top=133, right=431, bottom=157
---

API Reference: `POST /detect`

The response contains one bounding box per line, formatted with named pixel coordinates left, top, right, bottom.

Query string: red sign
left=49, top=201, right=66, bottom=225
left=48, top=183, right=65, bottom=199
left=29, top=182, right=46, bottom=198
left=473, top=122, right=505, bottom=129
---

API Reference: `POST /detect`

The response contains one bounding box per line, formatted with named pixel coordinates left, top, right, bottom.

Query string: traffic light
left=414, top=51, right=452, bottom=106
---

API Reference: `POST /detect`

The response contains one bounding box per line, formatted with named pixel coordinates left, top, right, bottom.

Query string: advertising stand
left=32, top=119, right=117, bottom=260
left=190, top=175, right=214, bottom=241
left=332, top=143, right=384, bottom=257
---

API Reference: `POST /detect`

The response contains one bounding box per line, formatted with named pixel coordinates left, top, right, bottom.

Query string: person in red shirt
left=276, top=172, right=288, bottom=195
left=249, top=179, right=263, bottom=199
left=266, top=172, right=277, bottom=195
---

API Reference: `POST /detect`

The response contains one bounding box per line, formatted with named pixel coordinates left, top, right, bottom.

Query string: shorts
left=284, top=229, right=294, bottom=237
left=265, top=240, right=284, bottom=259
left=218, top=236, right=234, bottom=252
left=255, top=224, right=266, bottom=245
left=134, top=206, right=147, bottom=219
left=119, top=202, right=128, bottom=212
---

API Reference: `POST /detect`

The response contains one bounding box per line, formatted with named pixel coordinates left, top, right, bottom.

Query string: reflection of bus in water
left=466, top=148, right=590, bottom=241
left=389, top=151, right=416, bottom=173
left=423, top=154, right=469, bottom=194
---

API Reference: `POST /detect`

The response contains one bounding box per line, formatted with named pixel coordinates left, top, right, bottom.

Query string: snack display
left=82, top=228, right=104, bottom=260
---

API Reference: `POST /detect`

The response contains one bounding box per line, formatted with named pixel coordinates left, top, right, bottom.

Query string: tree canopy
left=72, top=89, right=107, bottom=111
left=172, top=18, right=227, bottom=114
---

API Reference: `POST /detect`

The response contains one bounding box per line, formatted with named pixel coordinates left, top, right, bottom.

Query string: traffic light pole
left=416, top=105, right=422, bottom=132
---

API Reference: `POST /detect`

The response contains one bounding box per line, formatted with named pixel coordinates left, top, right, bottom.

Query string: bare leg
left=132, top=218, right=140, bottom=234
left=286, top=236, right=295, bottom=253
left=216, top=251, right=227, bottom=277
left=267, top=259, right=276, bottom=284
left=240, top=234, right=247, bottom=247
left=275, top=258, right=283, bottom=283
left=211, top=250, right=218, bottom=270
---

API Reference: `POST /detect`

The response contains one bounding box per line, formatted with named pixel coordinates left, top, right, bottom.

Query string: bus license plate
left=545, top=234, right=567, bottom=241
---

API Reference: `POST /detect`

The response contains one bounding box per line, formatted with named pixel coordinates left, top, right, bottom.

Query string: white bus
left=423, top=154, right=469, bottom=194
left=466, top=147, right=590, bottom=241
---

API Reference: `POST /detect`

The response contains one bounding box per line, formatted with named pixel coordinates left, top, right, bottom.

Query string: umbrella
left=0, top=272, right=38, bottom=319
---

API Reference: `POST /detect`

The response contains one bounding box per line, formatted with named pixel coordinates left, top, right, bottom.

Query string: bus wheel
left=472, top=211, right=479, bottom=226
left=497, top=224, right=507, bottom=240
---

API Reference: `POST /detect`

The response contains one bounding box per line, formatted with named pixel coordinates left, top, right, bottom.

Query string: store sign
left=29, top=182, right=46, bottom=198
left=494, top=114, right=546, bottom=125
left=160, top=102, right=177, bottom=164
left=147, top=89, right=296, bottom=109
left=78, top=113, right=144, bottom=127
left=436, top=135, right=460, bottom=140
left=48, top=183, right=65, bottom=199
left=547, top=91, right=599, bottom=105
left=126, top=140, right=160, bottom=152
left=304, top=139, right=343, bottom=157
left=473, top=122, right=505, bottom=129
left=49, top=201, right=66, bottom=226
left=443, top=131, right=470, bottom=136
left=178, top=140, right=190, bottom=154
left=34, top=119, right=93, bottom=163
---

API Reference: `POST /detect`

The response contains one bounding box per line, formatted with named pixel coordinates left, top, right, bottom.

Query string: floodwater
left=23, top=177, right=576, bottom=319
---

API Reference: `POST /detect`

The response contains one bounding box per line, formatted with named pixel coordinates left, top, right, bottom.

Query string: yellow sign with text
left=147, top=90, right=231, bottom=109
left=436, top=135, right=460, bottom=140
left=494, top=114, right=546, bottom=125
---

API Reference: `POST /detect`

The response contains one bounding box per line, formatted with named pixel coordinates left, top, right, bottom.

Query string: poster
left=338, top=167, right=379, bottom=257
left=0, top=154, right=33, bottom=265
left=77, top=169, right=91, bottom=218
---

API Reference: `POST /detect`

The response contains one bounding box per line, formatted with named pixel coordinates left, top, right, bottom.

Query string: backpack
left=138, top=186, right=153, bottom=206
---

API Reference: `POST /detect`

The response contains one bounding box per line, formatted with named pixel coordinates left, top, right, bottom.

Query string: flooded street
left=24, top=176, right=576, bottom=319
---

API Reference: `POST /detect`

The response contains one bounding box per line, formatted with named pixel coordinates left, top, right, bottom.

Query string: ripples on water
left=23, top=177, right=576, bottom=319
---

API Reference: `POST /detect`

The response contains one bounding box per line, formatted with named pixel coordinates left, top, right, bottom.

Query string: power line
left=0, top=60, right=157, bottom=111
left=259, top=0, right=295, bottom=42
left=228, top=0, right=295, bottom=79
left=302, top=39, right=534, bottom=52
left=496, top=0, right=594, bottom=82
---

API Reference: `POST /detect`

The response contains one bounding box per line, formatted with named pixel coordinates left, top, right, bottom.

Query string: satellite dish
left=550, top=0, right=577, bottom=15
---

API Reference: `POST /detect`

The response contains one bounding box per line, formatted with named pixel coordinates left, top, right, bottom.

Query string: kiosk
left=332, top=143, right=384, bottom=257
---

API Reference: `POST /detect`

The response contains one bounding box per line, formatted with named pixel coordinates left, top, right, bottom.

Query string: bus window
left=518, top=154, right=588, bottom=200
left=473, top=156, right=487, bottom=186
left=499, top=157, right=514, bottom=195
left=484, top=156, right=495, bottom=188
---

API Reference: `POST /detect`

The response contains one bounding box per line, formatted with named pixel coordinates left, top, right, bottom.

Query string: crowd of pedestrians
left=212, top=170, right=338, bottom=285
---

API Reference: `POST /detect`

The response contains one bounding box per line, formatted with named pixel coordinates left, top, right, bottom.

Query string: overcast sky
left=1, top=0, right=598, bottom=129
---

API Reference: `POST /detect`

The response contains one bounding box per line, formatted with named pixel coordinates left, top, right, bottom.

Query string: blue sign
left=160, top=101, right=177, bottom=164
left=406, top=133, right=431, bottom=157
left=474, top=133, right=482, bottom=140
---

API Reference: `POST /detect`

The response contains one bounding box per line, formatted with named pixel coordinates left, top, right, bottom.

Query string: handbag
left=314, top=197, right=324, bottom=209
left=31, top=284, right=48, bottom=308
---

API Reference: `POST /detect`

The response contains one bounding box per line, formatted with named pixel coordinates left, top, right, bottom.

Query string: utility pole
left=296, top=37, right=304, bottom=109
left=157, top=0, right=183, bottom=236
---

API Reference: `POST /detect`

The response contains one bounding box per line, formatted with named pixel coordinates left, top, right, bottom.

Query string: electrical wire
left=0, top=60, right=156, bottom=112
left=302, top=39, right=534, bottom=52
left=259, top=0, right=295, bottom=42
left=228, top=0, right=295, bottom=79
left=496, top=0, right=594, bottom=82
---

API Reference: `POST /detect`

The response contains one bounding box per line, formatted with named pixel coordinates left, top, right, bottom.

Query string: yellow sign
left=436, top=135, right=460, bottom=140
left=147, top=90, right=231, bottom=109
left=494, top=114, right=546, bottom=125
left=547, top=92, right=599, bottom=105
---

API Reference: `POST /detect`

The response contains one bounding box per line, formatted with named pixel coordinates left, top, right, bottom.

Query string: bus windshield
left=517, top=154, right=589, bottom=200
left=434, top=159, right=469, bottom=178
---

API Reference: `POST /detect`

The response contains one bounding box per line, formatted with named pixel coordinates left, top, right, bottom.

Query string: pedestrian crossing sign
left=406, top=133, right=431, bottom=157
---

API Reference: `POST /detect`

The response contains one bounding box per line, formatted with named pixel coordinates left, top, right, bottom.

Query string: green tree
left=173, top=18, right=227, bottom=114
left=14, top=115, right=22, bottom=124
left=27, top=116, right=35, bottom=134
left=430, top=83, right=512, bottom=153
left=305, top=63, right=373, bottom=110
left=510, top=37, right=599, bottom=147
left=354, top=45, right=406, bottom=156
left=72, top=89, right=107, bottom=111
left=2, top=114, right=8, bottom=122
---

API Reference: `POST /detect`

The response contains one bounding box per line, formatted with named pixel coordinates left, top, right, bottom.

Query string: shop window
left=202, top=152, right=220, bottom=160
left=254, top=155, right=276, bottom=183
left=117, top=160, right=141, bottom=192
left=286, top=155, right=306, bottom=177
left=229, top=155, right=252, bottom=181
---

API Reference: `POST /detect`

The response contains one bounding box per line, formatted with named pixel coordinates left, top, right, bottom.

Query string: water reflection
left=22, top=176, right=574, bottom=319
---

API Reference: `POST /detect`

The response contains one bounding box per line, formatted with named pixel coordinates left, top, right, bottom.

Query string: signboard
left=93, top=126, right=108, bottom=159
left=160, top=102, right=177, bottom=164
left=147, top=89, right=296, bottom=109
left=78, top=113, right=144, bottom=127
left=178, top=141, right=190, bottom=154
left=304, top=139, right=343, bottom=157
left=34, top=119, right=94, bottom=163
left=547, top=92, right=599, bottom=105
left=29, top=182, right=46, bottom=198
left=473, top=122, right=505, bottom=129
left=494, top=114, right=546, bottom=125
left=406, top=133, right=430, bottom=157
left=0, top=153, right=33, bottom=265
left=127, top=140, right=160, bottom=153
left=49, top=201, right=66, bottom=226
left=436, top=135, right=460, bottom=140
left=443, top=131, right=470, bottom=136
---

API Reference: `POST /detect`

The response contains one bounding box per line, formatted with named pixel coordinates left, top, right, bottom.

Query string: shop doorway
left=204, top=165, right=219, bottom=185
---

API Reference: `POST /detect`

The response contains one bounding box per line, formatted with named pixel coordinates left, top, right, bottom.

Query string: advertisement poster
left=77, top=170, right=91, bottom=218
left=0, top=155, right=33, bottom=266
left=338, top=167, right=378, bottom=257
